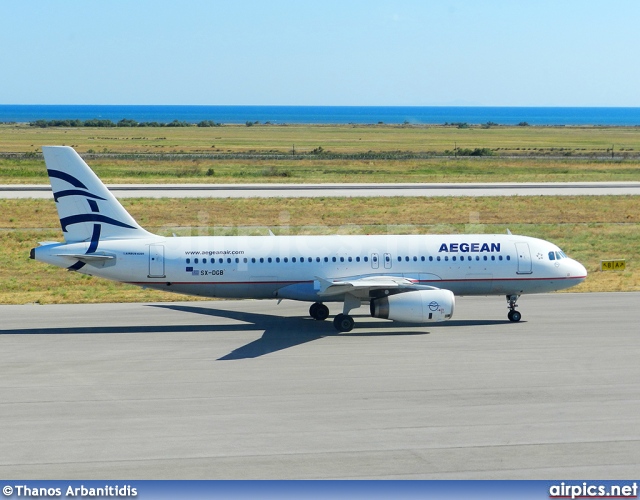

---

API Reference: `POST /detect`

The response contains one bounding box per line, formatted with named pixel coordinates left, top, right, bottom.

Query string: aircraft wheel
left=310, top=302, right=329, bottom=321
left=508, top=310, right=522, bottom=322
left=333, top=313, right=355, bottom=332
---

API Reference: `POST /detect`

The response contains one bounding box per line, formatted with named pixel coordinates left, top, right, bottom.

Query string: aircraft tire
left=508, top=310, right=522, bottom=322
left=333, top=313, right=355, bottom=332
left=310, top=302, right=329, bottom=321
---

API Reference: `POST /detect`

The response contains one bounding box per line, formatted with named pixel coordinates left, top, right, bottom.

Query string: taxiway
left=0, top=292, right=638, bottom=479
left=2, top=181, right=640, bottom=198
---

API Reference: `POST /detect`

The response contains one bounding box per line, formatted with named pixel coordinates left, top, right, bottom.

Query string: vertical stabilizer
left=42, top=146, right=152, bottom=243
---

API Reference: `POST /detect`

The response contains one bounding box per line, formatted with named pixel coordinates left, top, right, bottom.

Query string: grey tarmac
left=2, top=181, right=640, bottom=198
left=0, top=292, right=638, bottom=479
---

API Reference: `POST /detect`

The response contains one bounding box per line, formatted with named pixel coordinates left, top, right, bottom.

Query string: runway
left=1, top=292, right=638, bottom=479
left=2, top=181, right=640, bottom=198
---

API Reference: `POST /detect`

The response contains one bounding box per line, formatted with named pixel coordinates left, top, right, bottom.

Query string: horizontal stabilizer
left=55, top=253, right=114, bottom=262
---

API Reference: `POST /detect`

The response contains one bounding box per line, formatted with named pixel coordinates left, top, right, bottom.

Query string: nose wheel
left=506, top=294, right=522, bottom=322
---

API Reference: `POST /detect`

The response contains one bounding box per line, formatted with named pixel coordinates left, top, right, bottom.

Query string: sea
left=1, top=105, right=640, bottom=126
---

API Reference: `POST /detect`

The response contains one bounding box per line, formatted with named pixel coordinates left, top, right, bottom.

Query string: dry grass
left=2, top=124, right=640, bottom=184
left=3, top=123, right=640, bottom=155
left=1, top=196, right=637, bottom=304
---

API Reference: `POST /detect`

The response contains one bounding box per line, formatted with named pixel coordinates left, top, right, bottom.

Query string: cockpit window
left=548, top=251, right=555, bottom=261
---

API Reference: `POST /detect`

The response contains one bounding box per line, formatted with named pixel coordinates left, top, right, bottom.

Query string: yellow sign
left=601, top=259, right=626, bottom=271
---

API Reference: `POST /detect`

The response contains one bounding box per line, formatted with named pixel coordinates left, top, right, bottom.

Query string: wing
left=315, top=275, right=439, bottom=298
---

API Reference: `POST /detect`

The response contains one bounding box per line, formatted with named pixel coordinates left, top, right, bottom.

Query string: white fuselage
left=35, top=232, right=587, bottom=302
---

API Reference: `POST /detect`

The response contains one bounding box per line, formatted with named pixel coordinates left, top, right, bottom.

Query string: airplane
left=30, top=146, right=587, bottom=332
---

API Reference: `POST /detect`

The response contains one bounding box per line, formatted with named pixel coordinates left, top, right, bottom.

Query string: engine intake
left=370, top=289, right=455, bottom=323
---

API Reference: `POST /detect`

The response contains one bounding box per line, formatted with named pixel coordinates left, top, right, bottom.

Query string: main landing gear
left=506, top=294, right=522, bottom=322
left=309, top=295, right=360, bottom=332
left=309, top=302, right=330, bottom=321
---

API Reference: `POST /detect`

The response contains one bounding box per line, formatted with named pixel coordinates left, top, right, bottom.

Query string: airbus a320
left=31, top=146, right=587, bottom=331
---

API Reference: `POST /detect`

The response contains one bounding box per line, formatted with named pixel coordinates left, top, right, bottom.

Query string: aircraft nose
left=571, top=259, right=588, bottom=280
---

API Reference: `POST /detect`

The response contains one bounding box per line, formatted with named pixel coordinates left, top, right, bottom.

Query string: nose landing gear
left=506, top=294, right=522, bottom=322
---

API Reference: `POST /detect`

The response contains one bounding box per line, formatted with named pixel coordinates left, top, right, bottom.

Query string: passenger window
left=251, top=258, right=256, bottom=263
left=499, top=256, right=503, bottom=261
left=437, top=256, right=441, bottom=261
left=364, top=256, right=369, bottom=262
left=260, top=257, right=264, bottom=263
left=429, top=256, right=433, bottom=261
left=476, top=256, right=480, bottom=261
left=356, top=257, right=360, bottom=262
left=491, top=256, right=495, bottom=261
left=340, top=257, right=344, bottom=262
left=316, top=257, right=320, bottom=262
left=284, top=257, right=288, bottom=263
left=332, top=257, right=337, bottom=262
left=186, top=258, right=190, bottom=264
left=397, top=256, right=402, bottom=262
left=219, top=258, right=223, bottom=264
left=483, top=256, right=488, bottom=261
left=194, top=258, right=199, bottom=264
left=445, top=256, right=449, bottom=261
left=452, top=256, right=456, bottom=261
left=276, top=257, right=280, bottom=263
left=348, top=257, right=352, bottom=262
left=506, top=255, right=510, bottom=261
left=268, top=257, right=272, bottom=263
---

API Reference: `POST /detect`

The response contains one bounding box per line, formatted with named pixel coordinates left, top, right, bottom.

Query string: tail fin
left=42, top=146, right=152, bottom=243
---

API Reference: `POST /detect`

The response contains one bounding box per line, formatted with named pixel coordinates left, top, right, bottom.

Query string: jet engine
left=370, top=289, right=455, bottom=323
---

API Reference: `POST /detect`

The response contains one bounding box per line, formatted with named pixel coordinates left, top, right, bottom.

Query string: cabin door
left=148, top=244, right=165, bottom=278
left=515, top=242, right=532, bottom=274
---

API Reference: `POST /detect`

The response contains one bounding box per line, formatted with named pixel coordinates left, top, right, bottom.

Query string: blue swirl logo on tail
left=50, top=169, right=134, bottom=271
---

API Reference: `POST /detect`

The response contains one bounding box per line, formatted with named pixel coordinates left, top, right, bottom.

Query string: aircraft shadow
left=0, top=304, right=512, bottom=360
left=151, top=304, right=429, bottom=360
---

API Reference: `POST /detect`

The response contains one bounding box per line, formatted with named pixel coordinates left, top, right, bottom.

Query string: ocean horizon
left=1, top=105, right=640, bottom=126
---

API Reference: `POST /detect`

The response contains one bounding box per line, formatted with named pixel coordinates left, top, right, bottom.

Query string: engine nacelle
left=370, top=289, right=455, bottom=323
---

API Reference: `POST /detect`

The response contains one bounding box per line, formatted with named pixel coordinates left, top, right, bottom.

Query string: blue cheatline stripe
left=60, top=214, right=136, bottom=232
left=47, top=169, right=87, bottom=189
left=87, top=224, right=101, bottom=254
left=67, top=260, right=86, bottom=271
left=87, top=199, right=99, bottom=212
left=53, top=189, right=105, bottom=202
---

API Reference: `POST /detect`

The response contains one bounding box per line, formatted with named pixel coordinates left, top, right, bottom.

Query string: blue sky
left=1, top=0, right=639, bottom=106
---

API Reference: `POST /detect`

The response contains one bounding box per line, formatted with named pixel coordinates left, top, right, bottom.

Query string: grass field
left=1, top=196, right=637, bottom=304
left=1, top=125, right=637, bottom=304
left=2, top=123, right=640, bottom=183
